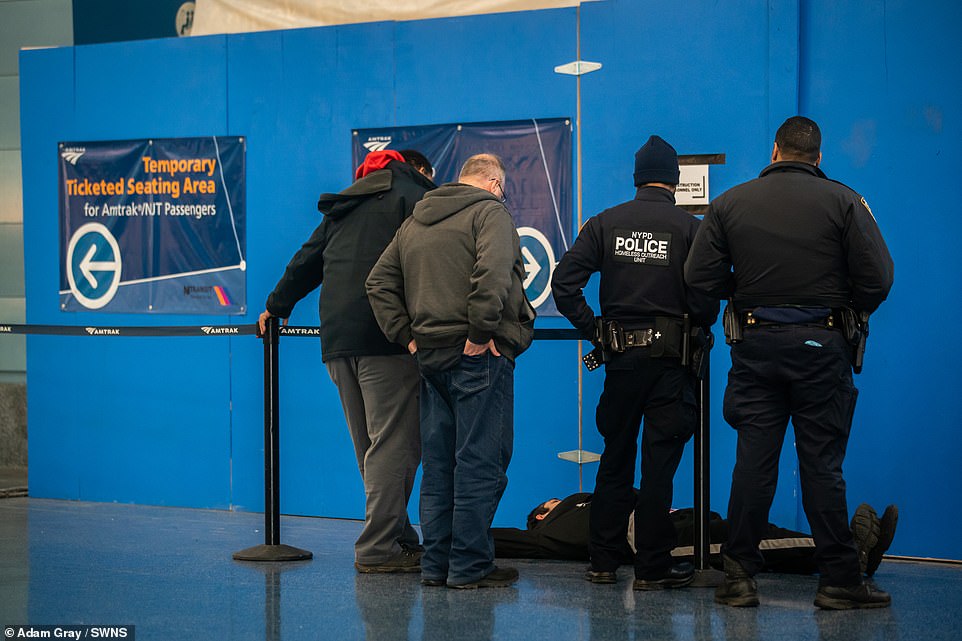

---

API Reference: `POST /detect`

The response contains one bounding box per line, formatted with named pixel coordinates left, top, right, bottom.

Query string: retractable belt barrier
left=1, top=323, right=258, bottom=336
left=2, top=323, right=582, bottom=339
left=5, top=321, right=713, bottom=573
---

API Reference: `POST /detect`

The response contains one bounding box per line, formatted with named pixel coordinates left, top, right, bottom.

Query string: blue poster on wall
left=352, top=119, right=571, bottom=316
left=58, top=136, right=246, bottom=314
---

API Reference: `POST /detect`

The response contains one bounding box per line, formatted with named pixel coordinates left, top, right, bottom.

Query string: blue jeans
left=418, top=353, right=514, bottom=586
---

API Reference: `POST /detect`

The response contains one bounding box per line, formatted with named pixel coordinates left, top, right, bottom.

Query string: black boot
left=866, top=505, right=899, bottom=577
left=814, top=581, right=891, bottom=610
left=633, top=562, right=695, bottom=591
left=714, top=554, right=759, bottom=607
left=850, top=503, right=880, bottom=575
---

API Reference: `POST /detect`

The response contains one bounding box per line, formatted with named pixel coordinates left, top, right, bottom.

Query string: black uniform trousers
left=722, top=324, right=862, bottom=587
left=589, top=355, right=696, bottom=579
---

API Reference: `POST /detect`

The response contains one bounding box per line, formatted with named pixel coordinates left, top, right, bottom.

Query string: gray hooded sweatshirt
left=366, top=182, right=535, bottom=364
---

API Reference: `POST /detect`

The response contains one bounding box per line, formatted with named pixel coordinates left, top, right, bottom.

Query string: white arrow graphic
left=516, top=227, right=556, bottom=309
left=521, top=245, right=541, bottom=290
left=66, top=223, right=122, bottom=309
left=80, top=243, right=119, bottom=290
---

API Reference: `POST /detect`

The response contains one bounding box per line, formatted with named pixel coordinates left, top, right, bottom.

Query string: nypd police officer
left=684, top=116, right=894, bottom=609
left=551, top=136, right=718, bottom=590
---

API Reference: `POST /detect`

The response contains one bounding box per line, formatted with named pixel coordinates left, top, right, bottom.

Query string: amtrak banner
left=58, top=136, right=246, bottom=314
left=353, top=119, right=572, bottom=316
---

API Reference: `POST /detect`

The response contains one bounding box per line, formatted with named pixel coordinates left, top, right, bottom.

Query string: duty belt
left=731, top=306, right=869, bottom=374
left=603, top=323, right=654, bottom=353
left=599, top=317, right=687, bottom=353
left=584, top=316, right=694, bottom=371
left=742, top=310, right=840, bottom=329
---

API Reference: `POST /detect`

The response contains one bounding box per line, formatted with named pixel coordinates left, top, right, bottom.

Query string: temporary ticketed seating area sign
left=352, top=119, right=571, bottom=315
left=58, top=136, right=247, bottom=314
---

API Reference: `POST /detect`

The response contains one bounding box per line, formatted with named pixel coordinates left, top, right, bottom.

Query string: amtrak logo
left=280, top=327, right=320, bottom=336
left=0, top=326, right=11, bottom=333
left=61, top=147, right=86, bottom=165
left=363, top=137, right=392, bottom=152
left=201, top=326, right=240, bottom=335
left=85, top=327, right=121, bottom=335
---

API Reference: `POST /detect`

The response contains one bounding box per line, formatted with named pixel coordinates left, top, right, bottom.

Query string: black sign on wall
left=72, top=0, right=195, bottom=45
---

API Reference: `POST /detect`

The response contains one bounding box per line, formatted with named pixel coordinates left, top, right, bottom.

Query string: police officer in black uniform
left=684, top=116, right=894, bottom=610
left=551, top=135, right=718, bottom=590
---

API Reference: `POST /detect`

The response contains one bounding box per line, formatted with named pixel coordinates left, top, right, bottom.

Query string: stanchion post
left=233, top=316, right=313, bottom=562
left=690, top=359, right=723, bottom=586
left=694, top=363, right=710, bottom=569
left=265, top=314, right=281, bottom=545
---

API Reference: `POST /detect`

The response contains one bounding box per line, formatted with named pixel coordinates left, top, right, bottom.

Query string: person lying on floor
left=493, top=492, right=897, bottom=577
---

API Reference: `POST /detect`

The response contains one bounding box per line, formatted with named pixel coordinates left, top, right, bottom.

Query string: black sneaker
left=866, top=505, right=899, bottom=577
left=584, top=568, right=618, bottom=584
left=815, top=582, right=891, bottom=610
left=354, top=548, right=422, bottom=574
left=633, top=562, right=695, bottom=591
left=421, top=577, right=446, bottom=587
left=447, top=566, right=519, bottom=589
left=714, top=554, right=759, bottom=607
left=850, top=503, right=880, bottom=575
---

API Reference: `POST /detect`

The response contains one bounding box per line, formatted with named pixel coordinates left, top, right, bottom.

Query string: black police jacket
left=265, top=160, right=435, bottom=361
left=551, top=186, right=719, bottom=340
left=684, top=162, right=894, bottom=314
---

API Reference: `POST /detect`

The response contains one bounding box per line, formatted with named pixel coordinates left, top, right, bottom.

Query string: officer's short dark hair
left=775, top=116, right=821, bottom=163
left=399, top=149, right=433, bottom=178
left=526, top=499, right=559, bottom=530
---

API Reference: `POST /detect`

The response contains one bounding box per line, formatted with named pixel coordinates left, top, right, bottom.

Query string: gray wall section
left=0, top=149, right=23, bottom=221
left=0, top=75, right=19, bottom=148
left=0, top=0, right=74, bottom=76
left=0, top=298, right=25, bottom=382
left=0, top=0, right=73, bottom=462
left=0, top=383, right=26, bottom=466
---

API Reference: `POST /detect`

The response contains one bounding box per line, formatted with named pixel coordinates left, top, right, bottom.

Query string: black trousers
left=589, top=356, right=696, bottom=578
left=722, top=325, right=861, bottom=587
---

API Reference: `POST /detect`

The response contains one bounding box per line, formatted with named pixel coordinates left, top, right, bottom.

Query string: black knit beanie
left=633, top=135, right=680, bottom=186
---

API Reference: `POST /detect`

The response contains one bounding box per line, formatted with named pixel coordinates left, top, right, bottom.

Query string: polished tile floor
left=1, top=497, right=959, bottom=641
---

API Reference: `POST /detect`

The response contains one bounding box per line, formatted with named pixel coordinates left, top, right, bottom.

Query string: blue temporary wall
left=19, top=0, right=962, bottom=560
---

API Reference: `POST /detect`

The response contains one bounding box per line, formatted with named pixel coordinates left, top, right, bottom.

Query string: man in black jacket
left=258, top=150, right=435, bottom=573
left=551, top=136, right=719, bottom=591
left=685, top=116, right=895, bottom=610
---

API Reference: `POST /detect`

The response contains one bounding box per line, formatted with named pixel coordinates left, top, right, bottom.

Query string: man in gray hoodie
left=366, top=153, right=535, bottom=589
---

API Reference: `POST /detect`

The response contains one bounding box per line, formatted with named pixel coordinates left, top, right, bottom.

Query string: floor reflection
left=1, top=499, right=958, bottom=641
